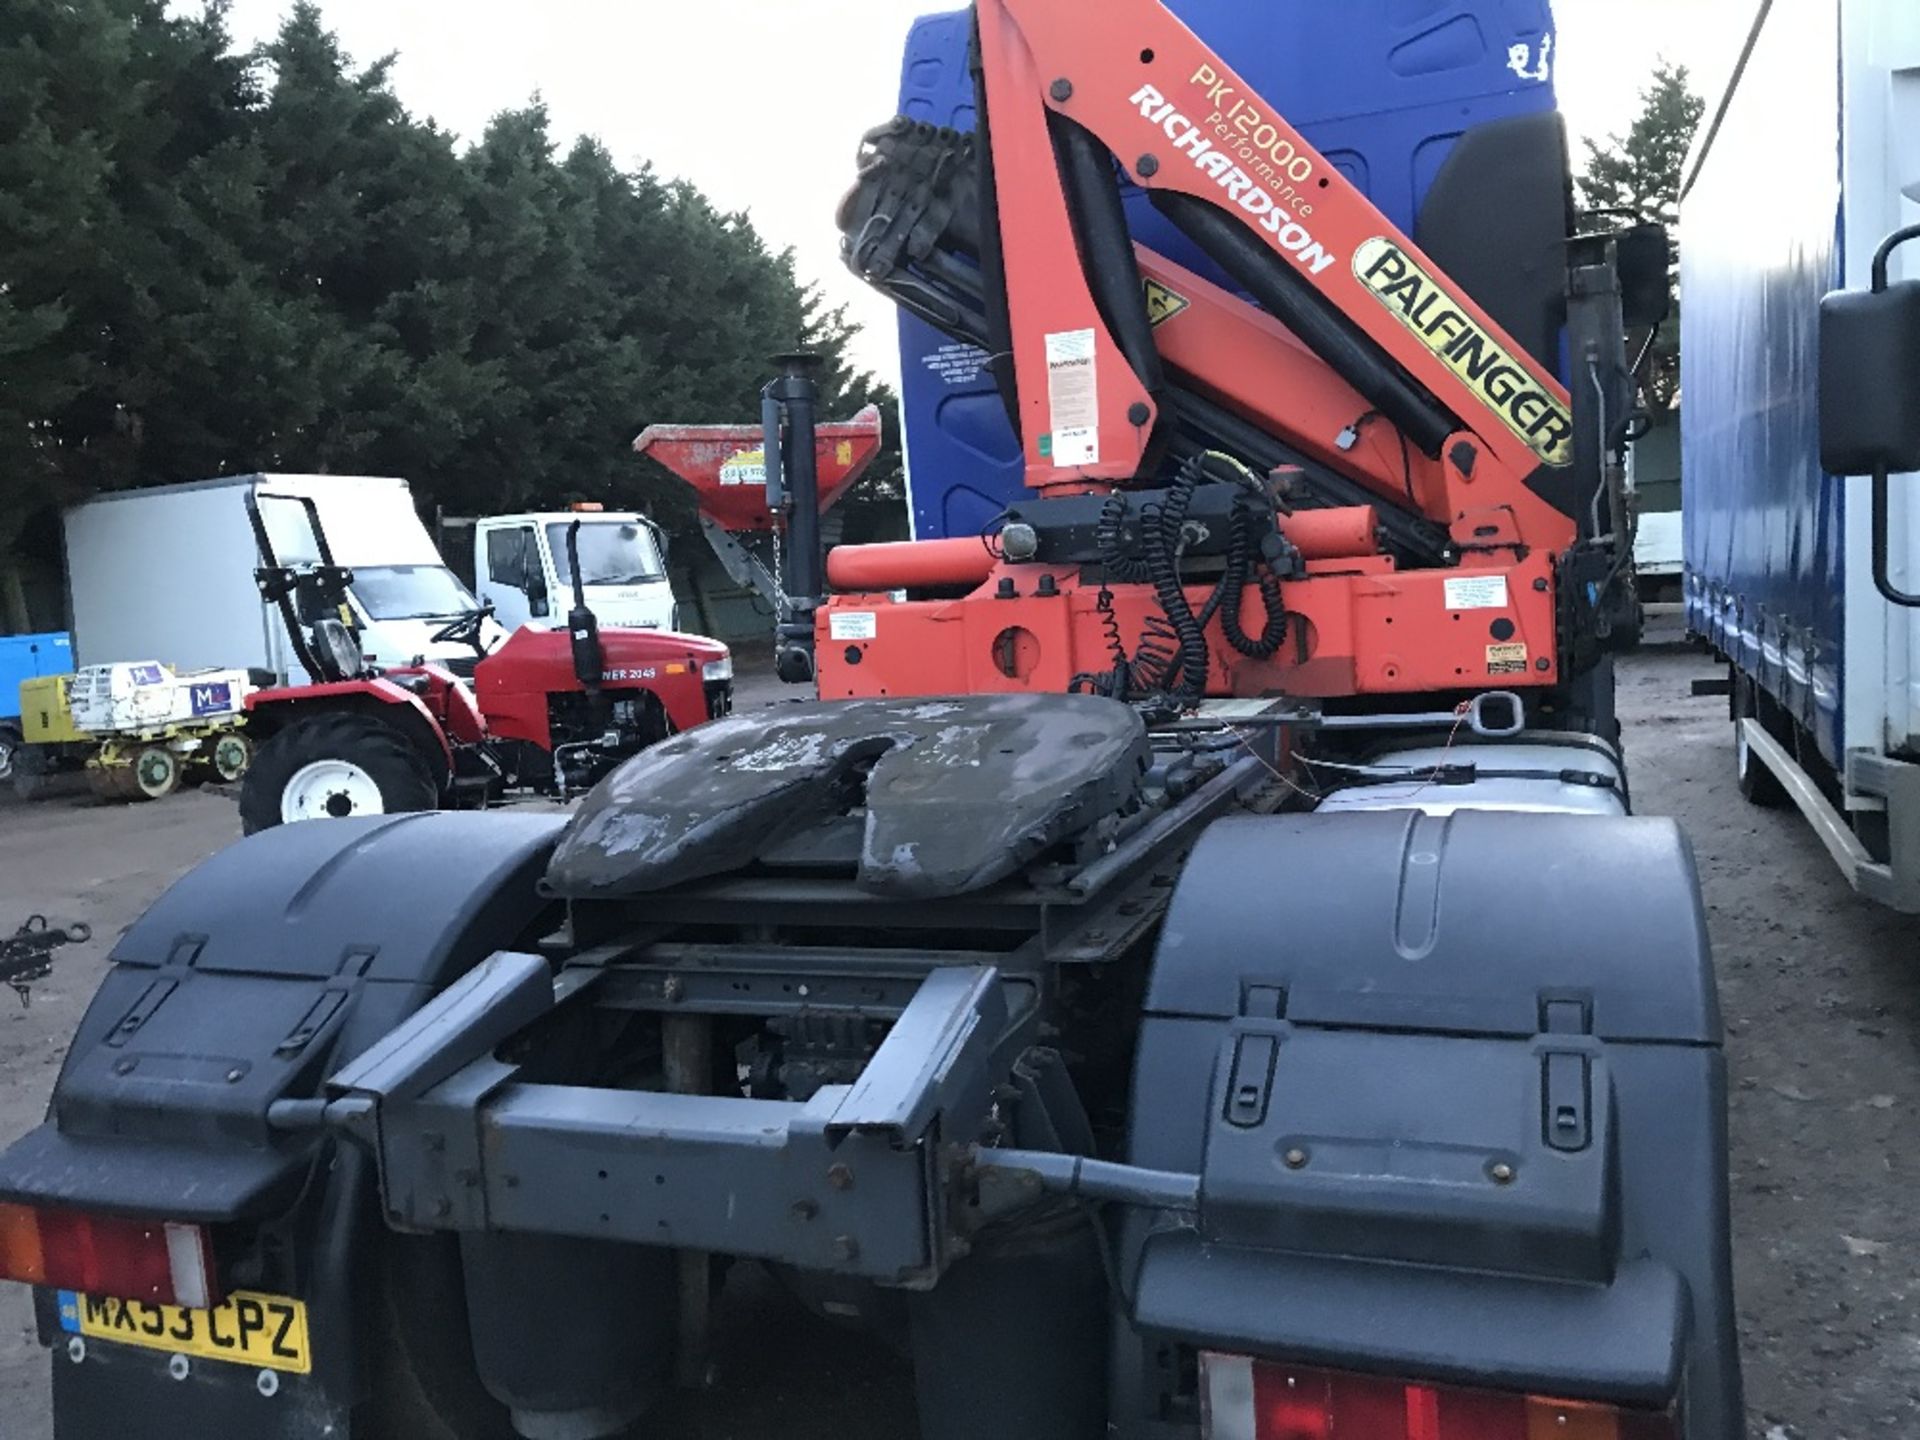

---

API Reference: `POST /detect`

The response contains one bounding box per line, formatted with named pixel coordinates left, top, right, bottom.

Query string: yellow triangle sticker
left=1144, top=279, right=1191, bottom=328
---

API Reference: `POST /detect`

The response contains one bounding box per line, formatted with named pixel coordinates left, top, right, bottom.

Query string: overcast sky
left=211, top=0, right=1744, bottom=383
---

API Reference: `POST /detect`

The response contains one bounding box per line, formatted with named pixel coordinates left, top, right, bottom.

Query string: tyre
left=10, top=742, right=49, bottom=802
left=0, top=726, right=18, bottom=784
left=210, top=731, right=253, bottom=783
left=240, top=713, right=439, bottom=834
left=358, top=1233, right=516, bottom=1440
left=1734, top=679, right=1787, bottom=808
left=130, top=744, right=182, bottom=800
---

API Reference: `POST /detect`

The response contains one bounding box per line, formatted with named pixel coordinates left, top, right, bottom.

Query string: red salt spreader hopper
left=634, top=405, right=884, bottom=535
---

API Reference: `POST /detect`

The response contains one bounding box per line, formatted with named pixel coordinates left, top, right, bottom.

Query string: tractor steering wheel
left=430, top=604, right=496, bottom=658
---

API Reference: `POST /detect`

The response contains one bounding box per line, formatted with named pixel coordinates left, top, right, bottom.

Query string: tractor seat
left=310, top=619, right=366, bottom=683
left=545, top=693, right=1150, bottom=900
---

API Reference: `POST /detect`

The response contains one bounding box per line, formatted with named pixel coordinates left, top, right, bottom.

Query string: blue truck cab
left=895, top=0, right=1565, bottom=540
left=0, top=630, right=72, bottom=783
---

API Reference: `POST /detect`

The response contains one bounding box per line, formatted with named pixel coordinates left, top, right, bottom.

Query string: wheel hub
left=283, top=759, right=384, bottom=823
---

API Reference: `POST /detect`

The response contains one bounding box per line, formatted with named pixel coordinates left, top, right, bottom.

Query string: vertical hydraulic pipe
left=766, top=353, right=825, bottom=683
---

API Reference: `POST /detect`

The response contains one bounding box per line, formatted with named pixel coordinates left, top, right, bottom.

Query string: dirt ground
left=0, top=642, right=1914, bottom=1438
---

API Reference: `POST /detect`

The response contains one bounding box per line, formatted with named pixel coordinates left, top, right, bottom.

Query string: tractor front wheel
left=241, top=713, right=439, bottom=835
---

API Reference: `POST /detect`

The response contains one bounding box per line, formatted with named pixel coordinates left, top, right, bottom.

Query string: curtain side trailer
left=1682, top=0, right=1920, bottom=907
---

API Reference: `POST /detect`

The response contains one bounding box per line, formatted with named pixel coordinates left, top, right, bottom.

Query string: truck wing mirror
left=1616, top=223, right=1671, bottom=331
left=1820, top=223, right=1920, bottom=606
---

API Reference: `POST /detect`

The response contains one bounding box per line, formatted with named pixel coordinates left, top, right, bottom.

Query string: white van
left=65, top=474, right=506, bottom=683
left=472, top=510, right=679, bottom=633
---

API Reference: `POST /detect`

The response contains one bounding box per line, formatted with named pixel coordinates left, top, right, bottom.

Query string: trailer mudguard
left=1114, top=810, right=1741, bottom=1440
left=0, top=811, right=565, bottom=1437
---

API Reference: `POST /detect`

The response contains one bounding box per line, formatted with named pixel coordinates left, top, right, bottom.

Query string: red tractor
left=237, top=493, right=731, bottom=832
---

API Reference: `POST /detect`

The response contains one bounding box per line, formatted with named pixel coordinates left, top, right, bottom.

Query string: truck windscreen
left=547, top=522, right=664, bottom=586
left=351, top=565, right=482, bottom=620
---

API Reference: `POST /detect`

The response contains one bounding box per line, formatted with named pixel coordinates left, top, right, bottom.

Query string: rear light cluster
left=0, top=1203, right=218, bottom=1309
left=1202, top=1355, right=1679, bottom=1440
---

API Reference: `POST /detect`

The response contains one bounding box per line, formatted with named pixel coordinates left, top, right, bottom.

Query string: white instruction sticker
left=1053, top=427, right=1099, bottom=466
left=1045, top=328, right=1099, bottom=466
left=829, top=611, right=878, bottom=641
left=1443, top=575, right=1509, bottom=611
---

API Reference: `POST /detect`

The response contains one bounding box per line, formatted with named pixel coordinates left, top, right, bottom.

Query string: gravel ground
left=0, top=643, right=1913, bottom=1438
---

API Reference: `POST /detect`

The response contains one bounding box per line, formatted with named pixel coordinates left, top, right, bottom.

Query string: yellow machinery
left=13, top=670, right=253, bottom=802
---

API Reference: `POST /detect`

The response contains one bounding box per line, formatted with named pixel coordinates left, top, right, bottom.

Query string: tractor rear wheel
left=241, top=713, right=439, bottom=835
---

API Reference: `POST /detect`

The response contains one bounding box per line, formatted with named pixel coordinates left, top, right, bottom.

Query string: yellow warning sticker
left=1144, top=279, right=1191, bottom=328
left=1486, top=642, right=1529, bottom=676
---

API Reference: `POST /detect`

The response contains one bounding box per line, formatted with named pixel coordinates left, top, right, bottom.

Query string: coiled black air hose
left=1218, top=499, right=1289, bottom=659
left=1094, top=490, right=1152, bottom=583
left=1139, top=466, right=1213, bottom=704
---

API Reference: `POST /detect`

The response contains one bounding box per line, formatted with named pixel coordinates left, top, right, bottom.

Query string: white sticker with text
left=1444, top=575, right=1510, bottom=611
left=1045, top=329, right=1099, bottom=466
left=829, top=611, right=878, bottom=641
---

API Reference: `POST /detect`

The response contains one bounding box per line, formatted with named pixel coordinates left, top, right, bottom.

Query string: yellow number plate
left=58, top=1289, right=311, bottom=1373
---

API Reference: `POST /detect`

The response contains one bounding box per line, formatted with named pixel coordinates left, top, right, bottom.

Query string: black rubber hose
left=1095, top=491, right=1153, bottom=583
left=1140, top=466, right=1212, bottom=703
left=1151, top=190, right=1457, bottom=459
left=1218, top=501, right=1289, bottom=659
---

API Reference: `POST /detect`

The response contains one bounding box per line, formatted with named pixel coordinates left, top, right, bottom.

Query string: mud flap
left=0, top=812, right=566, bottom=1439
left=1113, top=810, right=1741, bottom=1440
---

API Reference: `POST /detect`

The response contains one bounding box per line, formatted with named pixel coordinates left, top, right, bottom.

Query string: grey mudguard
left=1116, top=809, right=1741, bottom=1439
left=0, top=811, right=565, bottom=1219
left=0, top=812, right=566, bottom=1440
left=545, top=694, right=1149, bottom=899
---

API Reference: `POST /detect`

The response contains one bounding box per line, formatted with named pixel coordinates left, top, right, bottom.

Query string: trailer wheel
left=0, top=726, right=18, bottom=784
left=1734, top=680, right=1787, bottom=808
left=241, top=713, right=438, bottom=834
left=360, top=1233, right=515, bottom=1440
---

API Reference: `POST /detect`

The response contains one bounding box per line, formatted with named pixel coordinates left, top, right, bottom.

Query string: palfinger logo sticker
left=1353, top=238, right=1573, bottom=468
left=1143, top=279, right=1191, bottom=328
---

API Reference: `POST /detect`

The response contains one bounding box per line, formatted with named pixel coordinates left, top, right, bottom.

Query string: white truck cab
left=474, top=509, right=678, bottom=633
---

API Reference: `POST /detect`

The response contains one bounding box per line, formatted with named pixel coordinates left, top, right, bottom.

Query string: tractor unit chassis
left=0, top=694, right=1740, bottom=1440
